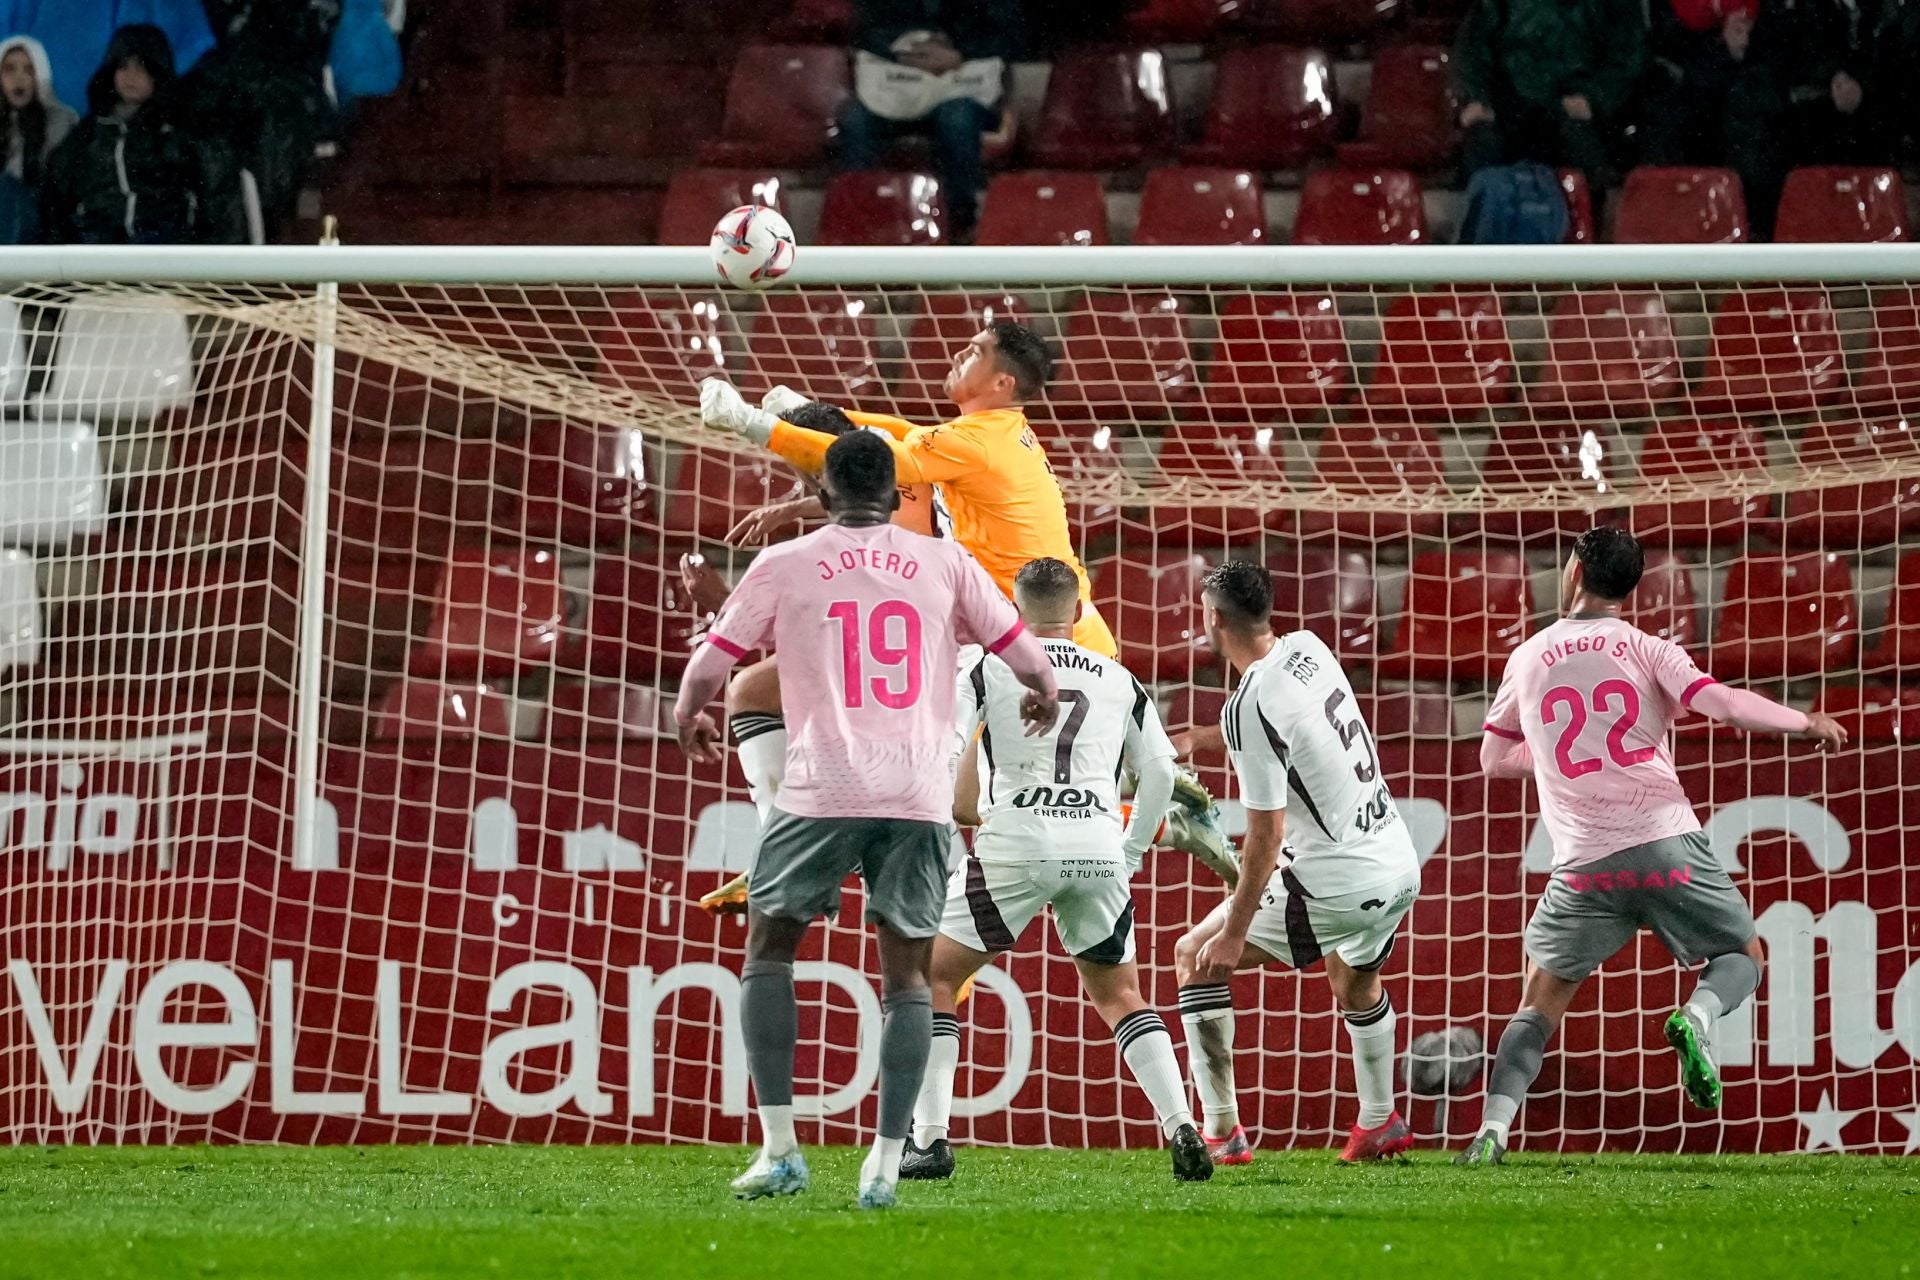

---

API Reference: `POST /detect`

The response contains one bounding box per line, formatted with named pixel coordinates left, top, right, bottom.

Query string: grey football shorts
left=1525, top=831, right=1757, bottom=982
left=750, top=809, right=952, bottom=938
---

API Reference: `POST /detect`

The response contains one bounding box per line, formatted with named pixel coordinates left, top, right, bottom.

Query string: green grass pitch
left=1, top=1144, right=1913, bottom=1278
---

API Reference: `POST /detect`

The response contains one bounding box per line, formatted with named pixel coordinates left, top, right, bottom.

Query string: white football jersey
left=959, top=637, right=1176, bottom=864
left=1222, top=630, right=1418, bottom=897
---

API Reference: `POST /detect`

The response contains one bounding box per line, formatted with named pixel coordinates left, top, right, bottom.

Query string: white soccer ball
left=710, top=205, right=796, bottom=291
left=1405, top=1025, right=1486, bottom=1097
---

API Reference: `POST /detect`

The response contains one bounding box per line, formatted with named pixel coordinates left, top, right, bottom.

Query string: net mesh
left=1, top=273, right=1916, bottom=1154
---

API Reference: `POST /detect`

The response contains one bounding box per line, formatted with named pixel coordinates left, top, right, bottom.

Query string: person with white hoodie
left=0, top=34, right=74, bottom=243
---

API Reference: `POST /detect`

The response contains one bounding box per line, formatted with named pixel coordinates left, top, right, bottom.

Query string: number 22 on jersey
left=826, top=600, right=924, bottom=709
left=1541, top=680, right=1657, bottom=779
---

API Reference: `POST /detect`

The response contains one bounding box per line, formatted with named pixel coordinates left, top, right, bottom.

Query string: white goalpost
left=0, top=242, right=1915, bottom=1155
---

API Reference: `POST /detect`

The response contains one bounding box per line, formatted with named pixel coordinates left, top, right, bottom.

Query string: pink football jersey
left=704, top=522, right=1025, bottom=821
left=1484, top=615, right=1719, bottom=868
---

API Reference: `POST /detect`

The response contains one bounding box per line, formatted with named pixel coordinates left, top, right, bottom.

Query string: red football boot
left=1338, top=1111, right=1414, bottom=1163
left=1205, top=1124, right=1254, bottom=1165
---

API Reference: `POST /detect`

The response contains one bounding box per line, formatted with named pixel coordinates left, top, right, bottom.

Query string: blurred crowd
left=0, top=0, right=400, bottom=246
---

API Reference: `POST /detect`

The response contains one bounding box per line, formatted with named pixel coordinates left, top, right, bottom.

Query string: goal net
left=1, top=244, right=1915, bottom=1155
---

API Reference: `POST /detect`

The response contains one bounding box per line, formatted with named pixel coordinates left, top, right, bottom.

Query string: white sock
left=732, top=718, right=787, bottom=826
left=1342, top=994, right=1398, bottom=1129
left=860, top=1135, right=906, bottom=1188
left=1686, top=991, right=1723, bottom=1029
left=1178, top=984, right=1240, bottom=1139
left=759, top=1103, right=797, bottom=1157
left=912, top=1013, right=960, bottom=1148
left=1116, top=1011, right=1195, bottom=1139
left=1483, top=1117, right=1511, bottom=1143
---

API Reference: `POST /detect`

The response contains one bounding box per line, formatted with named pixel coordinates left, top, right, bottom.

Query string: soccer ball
left=1405, top=1025, right=1486, bottom=1097
left=710, top=205, right=796, bottom=291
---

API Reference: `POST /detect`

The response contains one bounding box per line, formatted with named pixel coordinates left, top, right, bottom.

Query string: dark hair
left=822, top=429, right=896, bottom=509
left=987, top=319, right=1051, bottom=400
left=1014, top=556, right=1079, bottom=606
left=1573, top=525, right=1644, bottom=600
left=0, top=91, right=45, bottom=188
left=87, top=25, right=177, bottom=118
left=786, top=400, right=856, bottom=436
left=1202, top=560, right=1273, bottom=629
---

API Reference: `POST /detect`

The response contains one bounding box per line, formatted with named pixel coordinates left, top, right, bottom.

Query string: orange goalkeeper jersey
left=767, top=407, right=1117, bottom=658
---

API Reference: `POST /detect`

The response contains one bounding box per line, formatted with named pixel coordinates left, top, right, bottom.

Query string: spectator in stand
left=838, top=0, right=1027, bottom=243
left=0, top=35, right=75, bottom=243
left=41, top=24, right=214, bottom=243
left=1762, top=0, right=1892, bottom=169
left=1452, top=0, right=1647, bottom=188
left=0, top=0, right=213, bottom=115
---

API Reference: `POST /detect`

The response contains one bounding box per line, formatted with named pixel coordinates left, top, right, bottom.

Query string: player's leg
left=1325, top=955, right=1412, bottom=1162
left=1649, top=832, right=1765, bottom=1110
left=733, top=907, right=813, bottom=1198
left=903, top=856, right=1048, bottom=1179
left=856, top=819, right=960, bottom=1209
left=730, top=813, right=863, bottom=1198
left=1458, top=856, right=1636, bottom=1165
left=1056, top=864, right=1211, bottom=1181
left=1458, top=962, right=1584, bottom=1165
left=1172, top=897, right=1284, bottom=1164
left=698, top=660, right=786, bottom=915
left=900, top=931, right=994, bottom=1179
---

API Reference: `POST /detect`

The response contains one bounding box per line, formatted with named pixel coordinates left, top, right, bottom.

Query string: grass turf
left=0, top=1144, right=1913, bottom=1279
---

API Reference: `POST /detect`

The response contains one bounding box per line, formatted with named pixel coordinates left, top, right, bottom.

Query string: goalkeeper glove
left=760, top=385, right=810, bottom=419
left=699, top=378, right=777, bottom=445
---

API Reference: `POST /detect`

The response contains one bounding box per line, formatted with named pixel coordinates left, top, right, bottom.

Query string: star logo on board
left=1895, top=1111, right=1920, bottom=1156
left=1795, top=1092, right=1863, bottom=1152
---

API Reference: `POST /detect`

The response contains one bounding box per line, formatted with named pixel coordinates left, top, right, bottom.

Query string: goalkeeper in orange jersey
left=691, top=319, right=1236, bottom=912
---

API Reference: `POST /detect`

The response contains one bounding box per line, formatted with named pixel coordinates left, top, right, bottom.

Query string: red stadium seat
left=1292, top=168, right=1428, bottom=246
left=1811, top=684, right=1920, bottom=742
left=1379, top=551, right=1532, bottom=682
left=1268, top=546, right=1379, bottom=662
left=597, top=290, right=739, bottom=397
left=1092, top=553, right=1219, bottom=681
left=330, top=433, right=514, bottom=557
left=1134, top=168, right=1266, bottom=246
left=976, top=172, right=1111, bottom=247
left=701, top=44, right=849, bottom=166
left=662, top=446, right=798, bottom=544
left=1149, top=427, right=1292, bottom=545
left=1781, top=418, right=1920, bottom=548
left=374, top=680, right=517, bottom=741
left=1029, top=47, right=1177, bottom=169
left=1362, top=289, right=1514, bottom=419
left=1613, top=167, right=1748, bottom=244
left=738, top=290, right=883, bottom=403
left=893, top=292, right=1031, bottom=421
left=1628, top=420, right=1773, bottom=546
left=517, top=421, right=653, bottom=546
left=410, top=547, right=567, bottom=678
left=330, top=555, right=442, bottom=687
left=817, top=170, right=946, bottom=246
left=1692, top=288, right=1846, bottom=418
left=560, top=553, right=704, bottom=682
left=1050, top=429, right=1133, bottom=542
left=1295, top=421, right=1448, bottom=541
left=544, top=680, right=669, bottom=744
left=1774, top=167, right=1907, bottom=243
left=1338, top=45, right=1456, bottom=172
left=1125, top=0, right=1248, bottom=39
left=1248, top=0, right=1402, bottom=41
left=656, top=171, right=785, bottom=246
left=1864, top=552, right=1920, bottom=675
left=502, top=91, right=715, bottom=185
left=1852, top=288, right=1920, bottom=419
left=1711, top=553, right=1858, bottom=680
left=769, top=0, right=855, bottom=40
left=1464, top=423, right=1620, bottom=541
left=1183, top=46, right=1340, bottom=171
left=1625, top=551, right=1702, bottom=649
left=1198, top=290, right=1349, bottom=420
left=1530, top=290, right=1682, bottom=421
left=1051, top=291, right=1199, bottom=421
